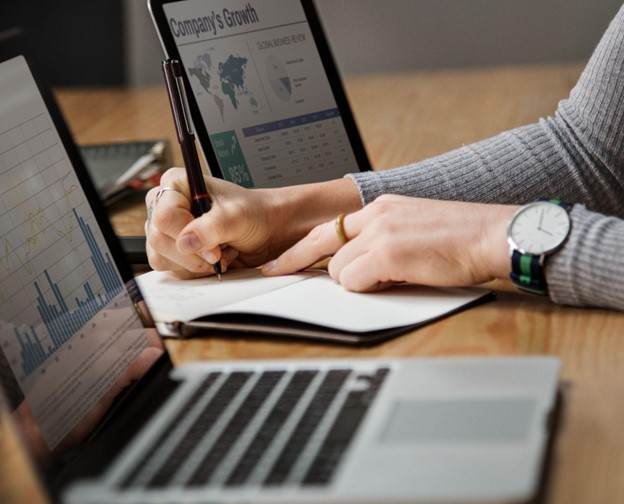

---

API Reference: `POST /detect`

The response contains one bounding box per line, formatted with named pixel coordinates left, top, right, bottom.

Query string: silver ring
left=155, top=186, right=178, bottom=204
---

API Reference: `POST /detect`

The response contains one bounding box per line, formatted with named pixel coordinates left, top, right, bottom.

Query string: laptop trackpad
left=381, top=398, right=537, bottom=443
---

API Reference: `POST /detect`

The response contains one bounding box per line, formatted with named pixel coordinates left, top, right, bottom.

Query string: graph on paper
left=0, top=56, right=149, bottom=448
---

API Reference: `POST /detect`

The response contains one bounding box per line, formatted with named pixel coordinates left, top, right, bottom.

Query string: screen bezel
left=148, top=0, right=372, bottom=184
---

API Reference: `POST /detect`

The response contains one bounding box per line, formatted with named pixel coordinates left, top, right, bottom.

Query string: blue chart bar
left=15, top=209, right=123, bottom=376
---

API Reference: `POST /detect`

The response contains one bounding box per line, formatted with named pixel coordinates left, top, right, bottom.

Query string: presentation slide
left=164, top=0, right=359, bottom=187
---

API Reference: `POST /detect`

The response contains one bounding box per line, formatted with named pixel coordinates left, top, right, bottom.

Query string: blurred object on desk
left=80, top=139, right=171, bottom=205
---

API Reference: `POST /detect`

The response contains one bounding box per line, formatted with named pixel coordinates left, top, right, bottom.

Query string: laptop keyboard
left=119, top=366, right=389, bottom=490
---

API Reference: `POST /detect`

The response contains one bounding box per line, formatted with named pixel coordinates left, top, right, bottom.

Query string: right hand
left=145, top=168, right=286, bottom=278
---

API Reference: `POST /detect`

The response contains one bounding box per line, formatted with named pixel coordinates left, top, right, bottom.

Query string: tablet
left=148, top=0, right=371, bottom=188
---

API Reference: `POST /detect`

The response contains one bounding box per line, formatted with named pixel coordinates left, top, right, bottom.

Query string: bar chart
left=13, top=209, right=123, bottom=376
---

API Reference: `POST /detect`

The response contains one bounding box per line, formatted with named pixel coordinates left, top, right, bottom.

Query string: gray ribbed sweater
left=347, top=4, right=624, bottom=310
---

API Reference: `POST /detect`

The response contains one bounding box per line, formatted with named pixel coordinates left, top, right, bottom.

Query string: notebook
left=0, top=29, right=561, bottom=504
left=137, top=268, right=492, bottom=343
left=148, top=0, right=372, bottom=188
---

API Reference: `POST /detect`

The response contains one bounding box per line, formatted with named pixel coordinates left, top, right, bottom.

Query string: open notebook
left=136, top=269, right=493, bottom=344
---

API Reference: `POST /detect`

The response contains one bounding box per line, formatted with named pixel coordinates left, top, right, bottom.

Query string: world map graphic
left=188, top=53, right=259, bottom=120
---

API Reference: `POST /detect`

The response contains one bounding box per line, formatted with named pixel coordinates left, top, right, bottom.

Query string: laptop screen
left=0, top=32, right=167, bottom=491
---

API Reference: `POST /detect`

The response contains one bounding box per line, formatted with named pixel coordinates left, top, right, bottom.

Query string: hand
left=145, top=168, right=277, bottom=278
left=145, top=168, right=361, bottom=278
left=263, top=195, right=519, bottom=292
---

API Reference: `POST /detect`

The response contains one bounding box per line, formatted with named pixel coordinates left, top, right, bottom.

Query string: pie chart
left=266, top=55, right=292, bottom=102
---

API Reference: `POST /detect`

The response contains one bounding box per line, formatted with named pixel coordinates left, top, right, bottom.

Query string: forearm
left=347, top=122, right=595, bottom=206
left=348, top=113, right=624, bottom=215
left=264, top=177, right=362, bottom=251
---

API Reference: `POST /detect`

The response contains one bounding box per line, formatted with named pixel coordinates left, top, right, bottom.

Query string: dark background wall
left=2, top=0, right=623, bottom=86
left=1, top=0, right=125, bottom=86
left=126, top=0, right=624, bottom=85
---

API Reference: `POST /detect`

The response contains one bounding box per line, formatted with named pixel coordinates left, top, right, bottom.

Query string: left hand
left=262, top=195, right=518, bottom=292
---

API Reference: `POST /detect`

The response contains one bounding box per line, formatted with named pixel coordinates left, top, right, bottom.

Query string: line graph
left=2, top=181, right=81, bottom=277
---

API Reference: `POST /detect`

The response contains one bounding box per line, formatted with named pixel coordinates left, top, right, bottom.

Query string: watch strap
left=510, top=250, right=548, bottom=295
left=546, top=198, right=573, bottom=213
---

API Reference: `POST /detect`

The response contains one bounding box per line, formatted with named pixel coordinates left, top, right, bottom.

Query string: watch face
left=508, top=201, right=571, bottom=255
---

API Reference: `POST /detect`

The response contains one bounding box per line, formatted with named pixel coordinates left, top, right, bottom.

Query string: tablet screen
left=154, top=0, right=369, bottom=187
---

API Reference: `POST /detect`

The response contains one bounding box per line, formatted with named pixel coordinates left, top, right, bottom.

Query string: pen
left=162, top=58, right=222, bottom=280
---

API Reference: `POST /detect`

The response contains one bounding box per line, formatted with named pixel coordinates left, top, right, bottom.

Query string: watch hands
left=536, top=208, right=555, bottom=236
left=537, top=209, right=545, bottom=231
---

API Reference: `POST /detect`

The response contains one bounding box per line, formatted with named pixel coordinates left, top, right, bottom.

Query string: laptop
left=147, top=0, right=372, bottom=188
left=0, top=29, right=561, bottom=504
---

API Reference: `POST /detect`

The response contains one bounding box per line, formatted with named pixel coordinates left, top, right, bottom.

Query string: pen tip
left=213, top=261, right=223, bottom=281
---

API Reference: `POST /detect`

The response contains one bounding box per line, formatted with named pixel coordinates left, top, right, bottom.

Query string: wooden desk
left=4, top=63, right=624, bottom=503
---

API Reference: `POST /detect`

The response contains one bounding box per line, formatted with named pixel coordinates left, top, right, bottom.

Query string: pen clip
left=162, top=59, right=195, bottom=140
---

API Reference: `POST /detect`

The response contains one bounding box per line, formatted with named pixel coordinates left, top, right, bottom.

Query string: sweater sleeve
left=346, top=3, right=624, bottom=310
left=547, top=205, right=624, bottom=309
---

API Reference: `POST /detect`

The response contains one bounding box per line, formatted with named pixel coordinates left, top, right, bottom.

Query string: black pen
left=162, top=58, right=222, bottom=280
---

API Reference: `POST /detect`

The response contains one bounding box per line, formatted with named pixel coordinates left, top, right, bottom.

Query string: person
left=145, top=4, right=624, bottom=312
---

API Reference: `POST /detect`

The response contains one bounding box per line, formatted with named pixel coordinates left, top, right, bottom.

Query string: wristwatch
left=507, top=199, right=572, bottom=295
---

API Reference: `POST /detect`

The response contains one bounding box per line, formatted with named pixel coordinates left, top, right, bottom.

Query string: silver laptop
left=0, top=29, right=561, bottom=504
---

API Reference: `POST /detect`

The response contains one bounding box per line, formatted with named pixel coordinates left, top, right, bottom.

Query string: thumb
left=176, top=211, right=226, bottom=263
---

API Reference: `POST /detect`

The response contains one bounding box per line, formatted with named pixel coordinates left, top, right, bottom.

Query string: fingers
left=331, top=253, right=395, bottom=292
left=221, top=245, right=240, bottom=265
left=324, top=212, right=395, bottom=292
left=174, top=190, right=269, bottom=265
left=145, top=168, right=250, bottom=276
left=262, top=213, right=354, bottom=276
left=176, top=209, right=228, bottom=256
left=146, top=186, right=191, bottom=237
left=261, top=211, right=388, bottom=292
left=145, top=169, right=192, bottom=236
left=145, top=169, right=220, bottom=276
